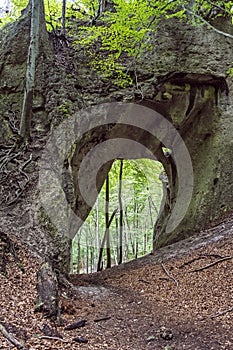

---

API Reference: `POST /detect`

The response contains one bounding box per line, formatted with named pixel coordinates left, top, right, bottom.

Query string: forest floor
left=0, top=214, right=232, bottom=350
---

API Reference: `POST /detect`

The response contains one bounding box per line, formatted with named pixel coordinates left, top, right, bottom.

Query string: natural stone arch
left=1, top=8, right=233, bottom=274
left=66, top=74, right=227, bottom=250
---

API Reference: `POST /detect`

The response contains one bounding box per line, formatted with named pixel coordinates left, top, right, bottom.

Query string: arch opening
left=71, top=158, right=164, bottom=274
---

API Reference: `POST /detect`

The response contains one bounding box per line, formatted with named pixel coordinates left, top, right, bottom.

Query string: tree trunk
left=35, top=262, right=59, bottom=321
left=125, top=208, right=135, bottom=257
left=61, top=0, right=66, bottom=35
left=105, top=175, right=111, bottom=269
left=77, top=237, right=81, bottom=274
left=95, top=199, right=100, bottom=271
left=118, top=160, right=123, bottom=265
left=20, top=0, right=44, bottom=139
left=97, top=209, right=118, bottom=271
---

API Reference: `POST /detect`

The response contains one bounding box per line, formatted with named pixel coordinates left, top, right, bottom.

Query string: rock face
left=69, top=17, right=233, bottom=248
left=138, top=18, right=233, bottom=246
left=0, top=11, right=233, bottom=270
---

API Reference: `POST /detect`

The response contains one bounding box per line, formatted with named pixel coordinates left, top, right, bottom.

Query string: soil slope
left=0, top=214, right=232, bottom=350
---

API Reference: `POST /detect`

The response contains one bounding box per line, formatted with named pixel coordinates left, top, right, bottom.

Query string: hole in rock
left=71, top=158, right=164, bottom=273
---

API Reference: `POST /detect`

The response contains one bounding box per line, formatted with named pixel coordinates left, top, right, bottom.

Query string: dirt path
left=0, top=216, right=232, bottom=350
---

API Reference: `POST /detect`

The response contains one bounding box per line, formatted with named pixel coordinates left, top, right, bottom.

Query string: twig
left=139, top=278, right=150, bottom=284
left=189, top=256, right=233, bottom=272
left=184, top=6, right=233, bottom=40
left=179, top=254, right=226, bottom=268
left=208, top=1, right=226, bottom=13
left=94, top=316, right=111, bottom=322
left=179, top=256, right=206, bottom=268
left=210, top=306, right=233, bottom=319
left=202, top=253, right=226, bottom=259
left=0, top=323, right=26, bottom=350
left=39, top=335, right=69, bottom=342
left=161, top=263, right=179, bottom=287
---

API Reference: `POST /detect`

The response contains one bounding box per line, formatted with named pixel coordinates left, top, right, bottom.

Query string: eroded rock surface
left=0, top=12, right=233, bottom=268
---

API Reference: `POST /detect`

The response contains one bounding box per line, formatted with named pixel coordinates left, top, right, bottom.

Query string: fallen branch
left=73, top=336, right=88, bottom=343
left=139, top=278, right=150, bottom=284
left=210, top=306, right=233, bottom=319
left=39, top=335, right=69, bottom=342
left=179, top=254, right=226, bottom=269
left=190, top=256, right=233, bottom=272
left=64, top=319, right=87, bottom=330
left=0, top=323, right=26, bottom=350
left=161, top=263, right=179, bottom=287
left=94, top=316, right=111, bottom=322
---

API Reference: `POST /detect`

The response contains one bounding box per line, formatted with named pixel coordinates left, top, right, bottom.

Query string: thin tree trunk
left=86, top=235, right=89, bottom=274
left=124, top=216, right=128, bottom=262
left=148, top=195, right=159, bottom=216
left=115, top=216, right=119, bottom=262
left=20, top=0, right=42, bottom=139
left=125, top=207, right=135, bottom=256
left=90, top=246, right=94, bottom=273
left=118, top=160, right=124, bottom=265
left=105, top=175, right=111, bottom=269
left=77, top=238, right=81, bottom=274
left=95, top=199, right=99, bottom=271
left=135, top=240, right=138, bottom=259
left=61, top=0, right=66, bottom=35
left=97, top=209, right=118, bottom=271
left=144, top=231, right=147, bottom=254
left=148, top=196, right=154, bottom=227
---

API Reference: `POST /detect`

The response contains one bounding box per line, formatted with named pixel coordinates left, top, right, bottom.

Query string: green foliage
left=73, top=0, right=186, bottom=85
left=56, top=101, right=72, bottom=116
left=185, top=0, right=233, bottom=23
left=45, top=0, right=63, bottom=31
left=0, top=0, right=71, bottom=31
left=1, top=0, right=233, bottom=84
left=227, top=67, right=233, bottom=77
left=0, top=0, right=28, bottom=27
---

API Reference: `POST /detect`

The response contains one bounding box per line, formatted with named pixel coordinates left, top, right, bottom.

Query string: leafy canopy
left=68, top=0, right=233, bottom=85
left=1, top=1, right=233, bottom=83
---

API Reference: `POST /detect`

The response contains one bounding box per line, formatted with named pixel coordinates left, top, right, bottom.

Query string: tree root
left=0, top=139, right=32, bottom=208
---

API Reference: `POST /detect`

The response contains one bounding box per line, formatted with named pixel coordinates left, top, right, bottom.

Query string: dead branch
left=179, top=254, right=226, bottom=269
left=73, top=337, right=88, bottom=343
left=39, top=335, right=69, bottom=342
left=184, top=6, right=233, bottom=40
left=0, top=323, right=26, bottom=350
left=64, top=319, right=87, bottom=330
left=210, top=306, right=233, bottom=319
left=161, top=262, right=179, bottom=287
left=189, top=256, right=233, bottom=272
left=202, top=253, right=226, bottom=259
left=94, top=316, right=111, bottom=322
left=139, top=278, right=151, bottom=284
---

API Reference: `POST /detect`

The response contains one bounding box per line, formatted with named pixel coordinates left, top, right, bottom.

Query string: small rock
left=73, top=337, right=88, bottom=343
left=160, top=326, right=173, bottom=340
left=65, top=319, right=87, bottom=330
left=146, top=335, right=156, bottom=342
